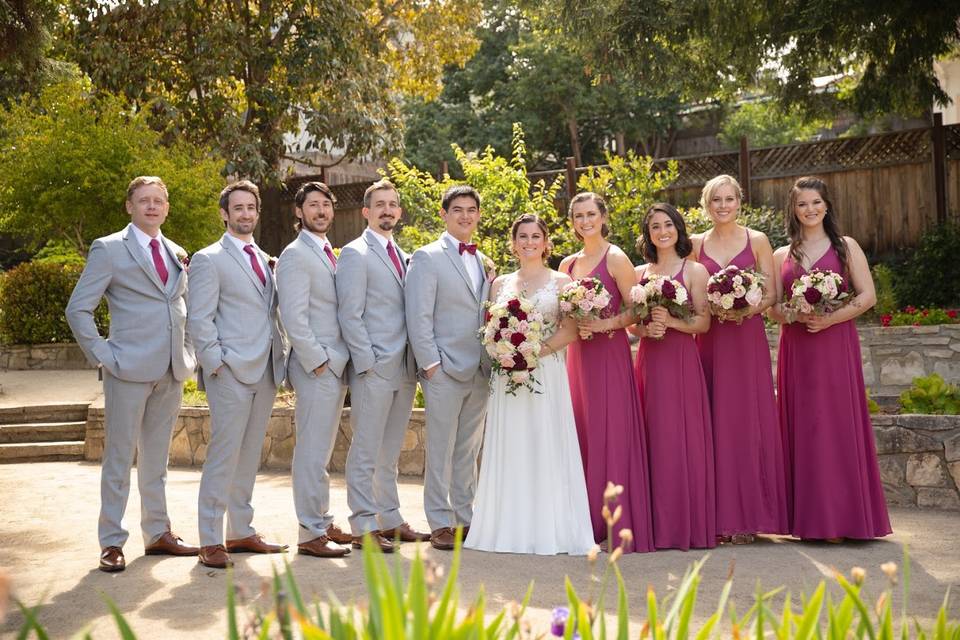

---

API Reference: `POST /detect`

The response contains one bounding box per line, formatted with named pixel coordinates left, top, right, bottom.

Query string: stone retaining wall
left=873, top=414, right=960, bottom=510
left=0, top=343, right=94, bottom=370
left=765, top=324, right=960, bottom=398
left=84, top=406, right=426, bottom=476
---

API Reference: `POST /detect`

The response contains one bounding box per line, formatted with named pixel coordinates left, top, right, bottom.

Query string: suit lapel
left=477, top=251, right=492, bottom=301
left=222, top=235, right=266, bottom=296
left=442, top=236, right=479, bottom=302
left=122, top=225, right=166, bottom=294
left=301, top=231, right=335, bottom=276
left=365, top=229, right=403, bottom=287
left=161, top=237, right=185, bottom=295
left=259, top=247, right=276, bottom=305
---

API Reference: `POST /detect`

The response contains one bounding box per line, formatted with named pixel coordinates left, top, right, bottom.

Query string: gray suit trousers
left=197, top=364, right=276, bottom=546
left=99, top=368, right=181, bottom=548
left=422, top=368, right=488, bottom=531
left=345, top=371, right=416, bottom=535
left=289, top=360, right=348, bottom=543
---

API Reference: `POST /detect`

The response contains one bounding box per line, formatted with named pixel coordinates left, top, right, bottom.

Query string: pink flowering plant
left=706, top=265, right=764, bottom=324
left=481, top=296, right=545, bottom=395
left=783, top=268, right=849, bottom=315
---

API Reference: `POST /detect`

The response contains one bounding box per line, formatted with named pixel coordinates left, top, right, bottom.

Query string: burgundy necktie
left=324, top=244, right=337, bottom=268
left=386, top=241, right=404, bottom=278
left=243, top=244, right=267, bottom=285
left=459, top=242, right=477, bottom=255
left=149, top=238, right=169, bottom=285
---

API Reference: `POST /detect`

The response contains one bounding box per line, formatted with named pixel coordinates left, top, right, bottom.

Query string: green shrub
left=871, top=263, right=899, bottom=318
left=32, top=240, right=87, bottom=267
left=866, top=388, right=881, bottom=414
left=182, top=378, right=207, bottom=406
left=899, top=374, right=960, bottom=415
left=892, top=221, right=960, bottom=308
left=0, top=260, right=107, bottom=344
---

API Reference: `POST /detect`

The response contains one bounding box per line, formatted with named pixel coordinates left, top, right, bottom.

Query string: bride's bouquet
left=706, top=265, right=765, bottom=324
left=629, top=274, right=692, bottom=340
left=783, top=268, right=849, bottom=316
left=481, top=296, right=545, bottom=395
left=559, top=277, right=612, bottom=340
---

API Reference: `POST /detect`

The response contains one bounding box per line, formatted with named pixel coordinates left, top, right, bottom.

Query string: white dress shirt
left=130, top=223, right=172, bottom=280
left=442, top=231, right=482, bottom=291
left=302, top=230, right=336, bottom=268
left=224, top=232, right=267, bottom=276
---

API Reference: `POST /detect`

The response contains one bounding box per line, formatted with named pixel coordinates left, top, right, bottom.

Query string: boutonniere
left=267, top=256, right=278, bottom=272
left=176, top=250, right=190, bottom=271
left=482, top=256, right=497, bottom=283
left=332, top=247, right=341, bottom=258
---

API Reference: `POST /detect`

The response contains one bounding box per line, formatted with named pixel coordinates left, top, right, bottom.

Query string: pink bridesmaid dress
left=697, top=231, right=788, bottom=537
left=778, top=247, right=892, bottom=539
left=565, top=248, right=654, bottom=553
left=634, top=261, right=717, bottom=550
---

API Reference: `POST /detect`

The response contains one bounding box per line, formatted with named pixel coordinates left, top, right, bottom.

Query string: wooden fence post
left=932, top=112, right=947, bottom=224
left=439, top=161, right=449, bottom=180
left=565, top=156, right=577, bottom=200
left=739, top=136, right=751, bottom=204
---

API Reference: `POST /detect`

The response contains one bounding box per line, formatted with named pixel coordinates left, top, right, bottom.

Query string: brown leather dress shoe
left=380, top=522, right=431, bottom=543
left=430, top=527, right=456, bottom=551
left=199, top=544, right=232, bottom=568
left=351, top=532, right=395, bottom=553
left=225, top=534, right=288, bottom=554
left=99, top=546, right=125, bottom=572
left=298, top=536, right=351, bottom=558
left=326, top=523, right=354, bottom=545
left=145, top=531, right=200, bottom=556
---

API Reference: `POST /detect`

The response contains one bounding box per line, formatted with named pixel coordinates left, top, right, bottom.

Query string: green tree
left=389, top=124, right=574, bottom=269
left=0, top=75, right=224, bottom=254
left=0, top=0, right=59, bottom=105
left=60, top=0, right=481, bottom=254
left=718, top=101, right=832, bottom=148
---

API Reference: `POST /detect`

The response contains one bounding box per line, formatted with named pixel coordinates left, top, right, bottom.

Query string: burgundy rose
left=803, top=288, right=822, bottom=304
left=500, top=317, right=509, bottom=328
left=513, top=354, right=528, bottom=370
left=732, top=296, right=749, bottom=310
left=707, top=282, right=721, bottom=294
left=510, top=332, right=526, bottom=346
left=718, top=278, right=734, bottom=294
left=484, top=310, right=492, bottom=323
left=494, top=330, right=502, bottom=341
left=661, top=279, right=677, bottom=299
left=516, top=310, right=528, bottom=321
left=507, top=298, right=522, bottom=312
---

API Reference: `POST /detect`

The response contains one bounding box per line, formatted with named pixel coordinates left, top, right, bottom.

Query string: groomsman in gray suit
left=276, top=181, right=352, bottom=559
left=187, top=180, right=288, bottom=569
left=336, top=179, right=430, bottom=553
left=405, top=185, right=492, bottom=550
left=66, top=175, right=199, bottom=572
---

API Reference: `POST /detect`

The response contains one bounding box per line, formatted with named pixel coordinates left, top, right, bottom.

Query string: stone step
left=0, top=403, right=89, bottom=425
left=0, top=422, right=87, bottom=444
left=0, top=441, right=85, bottom=463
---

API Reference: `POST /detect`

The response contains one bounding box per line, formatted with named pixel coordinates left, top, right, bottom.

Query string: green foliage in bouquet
left=0, top=260, right=107, bottom=344
left=576, top=151, right=679, bottom=264
left=899, top=374, right=960, bottom=415
left=388, top=123, right=573, bottom=270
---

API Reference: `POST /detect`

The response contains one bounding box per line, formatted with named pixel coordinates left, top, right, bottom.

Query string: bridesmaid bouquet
left=783, top=268, right=850, bottom=316
left=481, top=297, right=545, bottom=395
left=629, top=274, right=692, bottom=340
left=559, top=277, right=612, bottom=341
left=706, top=265, right=765, bottom=324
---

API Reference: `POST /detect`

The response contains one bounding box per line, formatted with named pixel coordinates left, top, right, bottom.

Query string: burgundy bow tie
left=459, top=242, right=477, bottom=255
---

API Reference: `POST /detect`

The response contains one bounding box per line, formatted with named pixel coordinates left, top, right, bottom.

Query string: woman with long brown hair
left=770, top=176, right=891, bottom=541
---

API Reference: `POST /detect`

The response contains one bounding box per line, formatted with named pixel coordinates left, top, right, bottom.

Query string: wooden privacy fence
left=289, top=117, right=960, bottom=255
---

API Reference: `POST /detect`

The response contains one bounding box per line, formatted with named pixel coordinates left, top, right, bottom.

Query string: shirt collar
left=130, top=223, right=163, bottom=250
left=302, top=229, right=330, bottom=251
left=367, top=228, right=393, bottom=250
left=225, top=232, right=259, bottom=255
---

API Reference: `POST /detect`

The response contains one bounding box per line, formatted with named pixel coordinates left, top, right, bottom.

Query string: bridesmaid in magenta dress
left=559, top=192, right=654, bottom=553
left=771, top=176, right=891, bottom=541
left=630, top=203, right=716, bottom=550
left=691, top=175, right=788, bottom=544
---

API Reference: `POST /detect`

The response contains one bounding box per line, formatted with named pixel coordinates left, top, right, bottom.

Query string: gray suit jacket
left=335, top=228, right=416, bottom=380
left=276, top=231, right=349, bottom=378
left=186, top=234, right=286, bottom=387
left=66, top=223, right=195, bottom=383
left=405, top=235, right=491, bottom=382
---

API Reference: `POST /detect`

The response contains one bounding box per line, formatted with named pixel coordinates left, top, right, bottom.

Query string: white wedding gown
left=465, top=275, right=595, bottom=555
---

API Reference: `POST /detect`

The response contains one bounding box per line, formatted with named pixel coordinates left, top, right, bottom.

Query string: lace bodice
left=496, top=273, right=561, bottom=336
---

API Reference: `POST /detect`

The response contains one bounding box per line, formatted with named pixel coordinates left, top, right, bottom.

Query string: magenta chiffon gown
left=697, top=232, right=788, bottom=537
left=778, top=247, right=892, bottom=539
left=565, top=248, right=654, bottom=553
left=634, top=262, right=717, bottom=550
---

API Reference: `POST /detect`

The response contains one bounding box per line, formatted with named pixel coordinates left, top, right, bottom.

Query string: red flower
left=661, top=279, right=677, bottom=299
left=904, top=305, right=917, bottom=314
left=513, top=353, right=528, bottom=370
left=510, top=332, right=526, bottom=347
left=494, top=330, right=502, bottom=342
left=516, top=310, right=528, bottom=321
left=947, top=310, right=958, bottom=319
left=922, top=309, right=929, bottom=316
left=803, top=288, right=822, bottom=304
left=484, top=310, right=492, bottom=323
left=718, top=278, right=734, bottom=294
left=880, top=314, right=892, bottom=327
left=499, top=317, right=509, bottom=329
left=732, top=296, right=749, bottom=310
left=507, top=298, right=521, bottom=312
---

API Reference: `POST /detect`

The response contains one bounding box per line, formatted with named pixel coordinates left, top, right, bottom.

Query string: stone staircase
left=0, top=403, right=89, bottom=463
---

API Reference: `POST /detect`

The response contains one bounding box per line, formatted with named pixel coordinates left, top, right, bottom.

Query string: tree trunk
left=567, top=116, right=583, bottom=167
left=615, top=131, right=626, bottom=157
left=255, top=182, right=296, bottom=257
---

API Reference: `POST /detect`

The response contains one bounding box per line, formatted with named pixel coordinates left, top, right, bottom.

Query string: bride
left=465, top=213, right=595, bottom=555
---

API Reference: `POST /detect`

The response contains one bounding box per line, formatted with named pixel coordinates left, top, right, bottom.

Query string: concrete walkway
left=0, top=369, right=102, bottom=408
left=1, top=461, right=959, bottom=639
